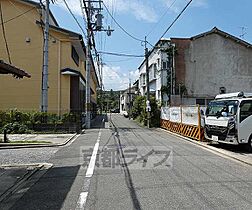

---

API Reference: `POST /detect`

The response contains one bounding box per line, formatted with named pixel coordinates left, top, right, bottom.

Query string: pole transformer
left=41, top=0, right=50, bottom=112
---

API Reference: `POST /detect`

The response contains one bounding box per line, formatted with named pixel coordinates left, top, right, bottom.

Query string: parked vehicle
left=204, top=92, right=252, bottom=151
left=121, top=110, right=129, bottom=118
left=111, top=108, right=119, bottom=113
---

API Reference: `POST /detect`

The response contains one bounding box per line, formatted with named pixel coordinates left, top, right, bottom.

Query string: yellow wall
left=0, top=0, right=96, bottom=113
left=0, top=0, right=43, bottom=111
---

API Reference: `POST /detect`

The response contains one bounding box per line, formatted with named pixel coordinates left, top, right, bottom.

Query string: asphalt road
left=2, top=114, right=252, bottom=210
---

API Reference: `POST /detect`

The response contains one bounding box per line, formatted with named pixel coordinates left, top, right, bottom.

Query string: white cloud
left=162, top=0, right=208, bottom=13
left=104, top=0, right=158, bottom=23
left=37, top=0, right=158, bottom=23
left=33, top=0, right=83, bottom=16
left=56, top=0, right=83, bottom=16
left=102, top=65, right=139, bottom=90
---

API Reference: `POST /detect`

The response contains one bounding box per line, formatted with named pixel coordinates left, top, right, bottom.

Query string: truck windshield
left=206, top=100, right=239, bottom=117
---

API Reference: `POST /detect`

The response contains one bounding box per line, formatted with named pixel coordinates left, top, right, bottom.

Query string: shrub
left=131, top=95, right=160, bottom=127
left=1, top=122, right=31, bottom=134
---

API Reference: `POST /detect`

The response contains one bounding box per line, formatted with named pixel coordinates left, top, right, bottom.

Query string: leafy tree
left=131, top=95, right=160, bottom=127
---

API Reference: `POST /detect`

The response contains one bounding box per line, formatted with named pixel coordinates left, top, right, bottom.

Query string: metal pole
left=100, top=67, right=103, bottom=115
left=129, top=78, right=131, bottom=119
left=85, top=0, right=91, bottom=128
left=3, top=129, right=8, bottom=143
left=172, top=44, right=176, bottom=95
left=145, top=36, right=150, bottom=128
left=41, top=0, right=50, bottom=112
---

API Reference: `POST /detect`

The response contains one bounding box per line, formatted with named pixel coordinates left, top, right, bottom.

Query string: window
left=196, top=98, right=205, bottom=106
left=162, top=61, right=167, bottom=69
left=154, top=63, right=157, bottom=78
left=71, top=46, right=79, bottom=66
left=157, top=58, right=160, bottom=68
left=240, top=100, right=252, bottom=122
left=143, top=74, right=146, bottom=85
left=206, top=98, right=214, bottom=106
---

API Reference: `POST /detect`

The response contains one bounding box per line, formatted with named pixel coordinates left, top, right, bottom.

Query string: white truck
left=204, top=92, right=252, bottom=151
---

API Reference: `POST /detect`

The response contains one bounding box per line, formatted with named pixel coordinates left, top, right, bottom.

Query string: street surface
left=0, top=114, right=252, bottom=210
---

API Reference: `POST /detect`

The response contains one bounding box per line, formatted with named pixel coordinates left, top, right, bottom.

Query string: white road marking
left=76, top=129, right=102, bottom=210
left=76, top=192, right=88, bottom=210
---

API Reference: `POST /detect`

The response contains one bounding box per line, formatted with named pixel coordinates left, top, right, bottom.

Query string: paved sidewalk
left=0, top=134, right=74, bottom=144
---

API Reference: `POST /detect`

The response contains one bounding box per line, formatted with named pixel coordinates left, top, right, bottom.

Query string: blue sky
left=45, top=0, right=252, bottom=90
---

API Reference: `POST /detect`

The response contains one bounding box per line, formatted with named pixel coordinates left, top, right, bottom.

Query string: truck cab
left=204, top=92, right=252, bottom=151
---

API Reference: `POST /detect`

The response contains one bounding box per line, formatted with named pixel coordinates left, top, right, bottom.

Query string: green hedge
left=0, top=109, right=81, bottom=134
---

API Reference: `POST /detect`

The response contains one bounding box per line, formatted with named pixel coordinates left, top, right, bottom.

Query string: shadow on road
left=91, top=114, right=108, bottom=129
left=208, top=143, right=251, bottom=154
left=8, top=165, right=80, bottom=210
left=110, top=120, right=142, bottom=210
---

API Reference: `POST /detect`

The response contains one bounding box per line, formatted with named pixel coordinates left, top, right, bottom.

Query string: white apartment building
left=138, top=38, right=174, bottom=103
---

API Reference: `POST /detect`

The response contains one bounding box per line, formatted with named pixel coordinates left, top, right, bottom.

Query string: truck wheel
left=246, top=137, right=252, bottom=152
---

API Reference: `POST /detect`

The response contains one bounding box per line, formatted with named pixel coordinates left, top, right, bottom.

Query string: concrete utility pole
left=85, top=0, right=91, bottom=129
left=145, top=36, right=151, bottom=128
left=128, top=77, right=131, bottom=119
left=83, top=0, right=113, bottom=128
left=41, top=0, right=50, bottom=112
left=172, top=43, right=175, bottom=95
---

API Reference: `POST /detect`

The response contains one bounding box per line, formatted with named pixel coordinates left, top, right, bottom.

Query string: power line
left=62, top=0, right=87, bottom=39
left=79, top=0, right=87, bottom=30
left=102, top=1, right=144, bottom=43
left=0, top=1, right=12, bottom=64
left=98, top=51, right=144, bottom=58
left=146, top=0, right=177, bottom=37
left=104, top=57, right=136, bottom=63
left=159, top=0, right=193, bottom=40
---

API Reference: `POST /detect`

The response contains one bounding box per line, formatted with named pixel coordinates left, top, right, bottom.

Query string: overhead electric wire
left=62, top=0, right=87, bottom=39
left=159, top=0, right=193, bottom=40
left=0, top=2, right=12, bottom=64
left=146, top=0, right=177, bottom=37
left=102, top=1, right=144, bottom=43
left=79, top=0, right=87, bottom=29
left=104, top=57, right=136, bottom=63
left=98, top=51, right=144, bottom=58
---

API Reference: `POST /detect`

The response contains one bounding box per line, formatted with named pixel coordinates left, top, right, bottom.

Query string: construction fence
left=160, top=105, right=205, bottom=141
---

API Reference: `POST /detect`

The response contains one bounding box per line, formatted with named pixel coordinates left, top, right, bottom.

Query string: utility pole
left=172, top=43, right=175, bottom=95
left=41, top=0, right=50, bottom=113
left=99, top=56, right=103, bottom=114
left=83, top=0, right=113, bottom=128
left=145, top=36, right=151, bottom=128
left=85, top=0, right=91, bottom=129
left=128, top=77, right=131, bottom=119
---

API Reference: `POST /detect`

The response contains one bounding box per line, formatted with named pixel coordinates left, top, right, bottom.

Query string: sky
left=42, top=0, right=252, bottom=90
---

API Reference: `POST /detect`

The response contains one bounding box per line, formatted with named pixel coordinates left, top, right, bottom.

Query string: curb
left=0, top=163, right=53, bottom=203
left=0, top=130, right=84, bottom=150
left=157, top=128, right=252, bottom=166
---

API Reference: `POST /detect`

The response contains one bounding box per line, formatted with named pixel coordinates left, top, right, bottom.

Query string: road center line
left=76, top=129, right=101, bottom=210
left=76, top=192, right=88, bottom=210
